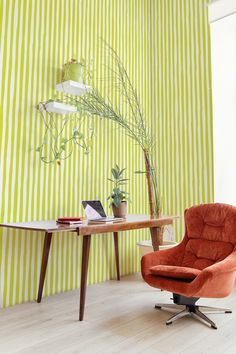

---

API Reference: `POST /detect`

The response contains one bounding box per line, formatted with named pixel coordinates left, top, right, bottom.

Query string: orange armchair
left=141, top=203, right=236, bottom=329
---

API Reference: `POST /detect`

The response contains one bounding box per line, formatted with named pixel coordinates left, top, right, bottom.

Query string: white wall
left=208, top=0, right=236, bottom=23
left=210, top=13, right=236, bottom=205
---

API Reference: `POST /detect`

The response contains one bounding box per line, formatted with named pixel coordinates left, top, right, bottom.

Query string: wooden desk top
left=0, top=215, right=178, bottom=235
left=0, top=220, right=78, bottom=233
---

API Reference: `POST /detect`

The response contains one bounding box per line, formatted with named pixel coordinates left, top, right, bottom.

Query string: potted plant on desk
left=107, top=165, right=130, bottom=218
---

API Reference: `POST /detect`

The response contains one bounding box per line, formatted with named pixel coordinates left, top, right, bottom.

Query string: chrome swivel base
left=155, top=293, right=232, bottom=329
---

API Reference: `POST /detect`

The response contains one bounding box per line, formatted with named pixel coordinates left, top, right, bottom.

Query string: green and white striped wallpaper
left=0, top=0, right=213, bottom=307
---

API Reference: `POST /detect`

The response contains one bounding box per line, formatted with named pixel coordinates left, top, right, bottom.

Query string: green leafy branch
left=65, top=42, right=160, bottom=215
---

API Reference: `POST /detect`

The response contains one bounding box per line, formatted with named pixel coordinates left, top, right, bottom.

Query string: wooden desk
left=0, top=215, right=176, bottom=320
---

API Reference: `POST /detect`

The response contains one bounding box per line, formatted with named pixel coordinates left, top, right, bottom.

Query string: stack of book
left=56, top=217, right=83, bottom=225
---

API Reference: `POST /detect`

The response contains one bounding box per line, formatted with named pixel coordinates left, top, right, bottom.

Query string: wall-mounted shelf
left=55, top=80, right=91, bottom=96
left=44, top=101, right=77, bottom=114
left=38, top=80, right=90, bottom=115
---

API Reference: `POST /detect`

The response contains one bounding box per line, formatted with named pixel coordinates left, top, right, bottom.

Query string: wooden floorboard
left=0, top=274, right=236, bottom=354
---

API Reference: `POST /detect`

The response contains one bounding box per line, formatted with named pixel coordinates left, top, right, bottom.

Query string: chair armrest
left=188, top=251, right=236, bottom=298
left=203, top=251, right=236, bottom=275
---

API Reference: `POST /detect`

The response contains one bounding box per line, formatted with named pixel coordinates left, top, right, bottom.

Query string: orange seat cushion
left=149, top=265, right=201, bottom=280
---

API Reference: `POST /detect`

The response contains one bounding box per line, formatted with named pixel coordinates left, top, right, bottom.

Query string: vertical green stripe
left=0, top=0, right=213, bottom=307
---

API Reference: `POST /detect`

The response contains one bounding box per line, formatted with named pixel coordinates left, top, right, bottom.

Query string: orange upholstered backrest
left=181, top=203, right=236, bottom=270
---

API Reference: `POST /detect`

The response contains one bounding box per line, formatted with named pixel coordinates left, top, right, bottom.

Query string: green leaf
left=113, top=196, right=121, bottom=207
left=119, top=167, right=126, bottom=176
left=117, top=178, right=129, bottom=183
left=111, top=168, right=119, bottom=179
left=134, top=170, right=146, bottom=174
left=61, top=137, right=67, bottom=143
left=115, top=164, right=120, bottom=172
left=35, top=147, right=41, bottom=152
left=73, top=130, right=84, bottom=139
left=61, top=145, right=66, bottom=151
left=107, top=178, right=114, bottom=183
left=113, top=187, right=120, bottom=194
left=73, top=130, right=80, bottom=136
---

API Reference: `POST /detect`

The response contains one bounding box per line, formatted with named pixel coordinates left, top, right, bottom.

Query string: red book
left=57, top=217, right=83, bottom=225
left=57, top=217, right=82, bottom=222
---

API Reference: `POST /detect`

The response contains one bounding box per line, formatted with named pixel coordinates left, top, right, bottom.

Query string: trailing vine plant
left=36, top=57, right=94, bottom=164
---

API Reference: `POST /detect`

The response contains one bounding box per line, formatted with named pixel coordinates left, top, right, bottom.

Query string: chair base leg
left=198, top=305, right=232, bottom=314
left=192, top=308, right=218, bottom=329
left=166, top=308, right=190, bottom=325
left=155, top=294, right=232, bottom=329
left=155, top=303, right=183, bottom=310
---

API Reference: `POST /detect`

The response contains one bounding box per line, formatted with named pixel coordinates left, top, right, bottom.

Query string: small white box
left=55, top=80, right=92, bottom=96
left=45, top=101, right=77, bottom=114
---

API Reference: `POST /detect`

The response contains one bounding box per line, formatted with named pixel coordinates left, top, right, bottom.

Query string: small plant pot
left=137, top=240, right=177, bottom=257
left=112, top=201, right=127, bottom=218
left=62, top=61, right=86, bottom=83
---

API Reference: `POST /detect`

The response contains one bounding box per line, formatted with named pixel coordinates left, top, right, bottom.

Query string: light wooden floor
left=1, top=273, right=236, bottom=354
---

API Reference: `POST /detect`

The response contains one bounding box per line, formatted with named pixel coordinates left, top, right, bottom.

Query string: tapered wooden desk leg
left=37, top=232, right=52, bottom=303
left=150, top=227, right=161, bottom=251
left=79, top=235, right=91, bottom=321
left=113, top=232, right=120, bottom=281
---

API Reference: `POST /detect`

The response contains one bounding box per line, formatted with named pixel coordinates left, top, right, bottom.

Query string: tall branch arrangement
left=67, top=45, right=160, bottom=217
